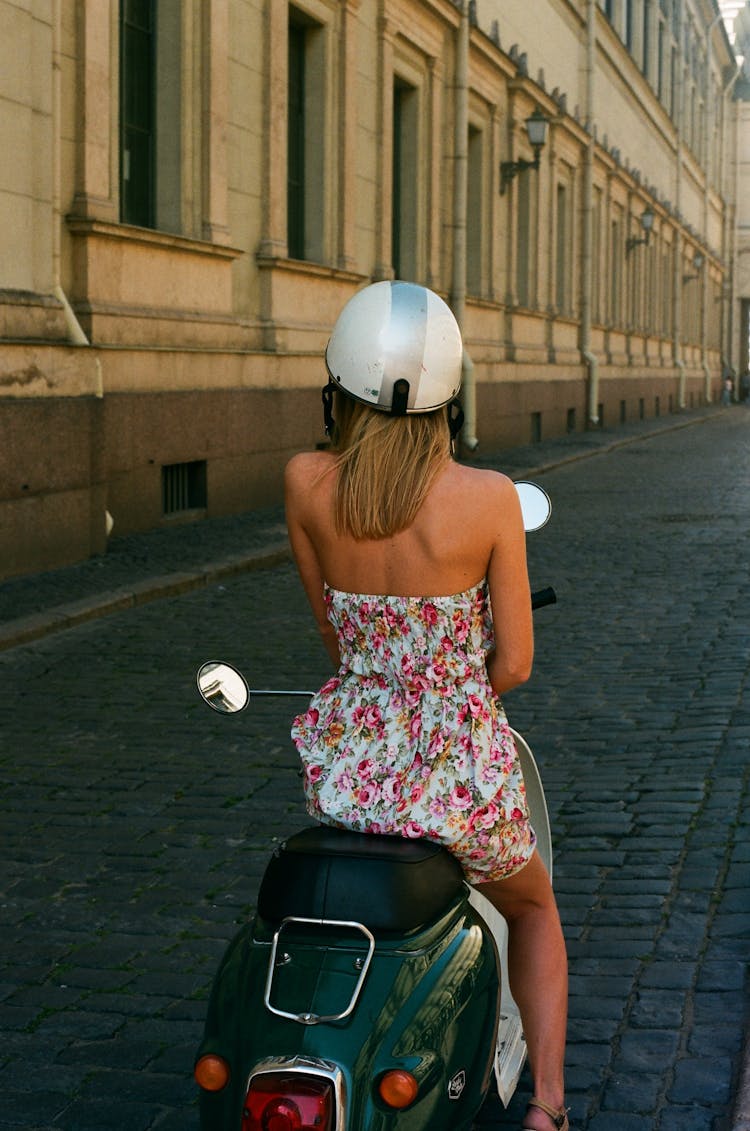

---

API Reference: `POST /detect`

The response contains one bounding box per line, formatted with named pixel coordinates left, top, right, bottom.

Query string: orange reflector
left=378, top=1070, right=419, bottom=1109
left=194, top=1054, right=231, bottom=1092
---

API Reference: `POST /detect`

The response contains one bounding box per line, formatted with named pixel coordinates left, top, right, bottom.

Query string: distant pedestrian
left=740, top=370, right=750, bottom=403
left=721, top=371, right=734, bottom=406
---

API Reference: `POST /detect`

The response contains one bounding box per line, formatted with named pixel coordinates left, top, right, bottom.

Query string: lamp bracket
left=500, top=152, right=542, bottom=195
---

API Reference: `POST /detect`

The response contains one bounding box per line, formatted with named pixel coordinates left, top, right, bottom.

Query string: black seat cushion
left=257, top=825, right=465, bottom=933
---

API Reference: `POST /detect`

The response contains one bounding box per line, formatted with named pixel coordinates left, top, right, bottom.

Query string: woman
left=285, top=281, right=569, bottom=1131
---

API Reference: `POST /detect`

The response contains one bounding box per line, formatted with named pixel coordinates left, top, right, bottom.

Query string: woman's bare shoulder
left=443, top=461, right=517, bottom=500
left=435, top=463, right=521, bottom=538
left=285, top=450, right=336, bottom=492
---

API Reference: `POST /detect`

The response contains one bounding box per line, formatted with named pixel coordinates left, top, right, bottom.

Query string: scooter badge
left=448, top=1070, right=466, bottom=1100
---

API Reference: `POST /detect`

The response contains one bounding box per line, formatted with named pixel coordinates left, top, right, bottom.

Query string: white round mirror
left=197, top=662, right=249, bottom=714
left=515, top=481, right=552, bottom=532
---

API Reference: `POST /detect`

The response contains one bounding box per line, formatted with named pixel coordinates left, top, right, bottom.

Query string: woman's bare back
left=287, top=451, right=516, bottom=592
left=285, top=450, right=533, bottom=694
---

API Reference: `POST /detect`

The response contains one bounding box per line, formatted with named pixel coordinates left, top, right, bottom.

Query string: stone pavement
left=0, top=405, right=748, bottom=1130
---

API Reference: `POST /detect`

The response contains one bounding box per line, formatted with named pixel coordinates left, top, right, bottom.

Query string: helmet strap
left=322, top=381, right=335, bottom=436
left=390, top=379, right=409, bottom=416
left=448, top=399, right=464, bottom=441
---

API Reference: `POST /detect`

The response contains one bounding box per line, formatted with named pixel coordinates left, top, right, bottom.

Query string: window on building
left=654, top=242, right=662, bottom=334
left=467, top=125, right=483, bottom=295
left=645, top=244, right=655, bottom=333
left=711, top=280, right=723, bottom=353
left=623, top=0, right=634, bottom=52
left=626, top=223, right=637, bottom=329
left=120, top=2, right=154, bottom=227
left=120, top=0, right=182, bottom=232
left=610, top=216, right=622, bottom=326
left=657, top=19, right=665, bottom=99
left=712, top=83, right=722, bottom=182
left=662, top=246, right=672, bottom=336
left=556, top=184, right=569, bottom=313
left=392, top=78, right=419, bottom=280
left=287, top=8, right=326, bottom=262
left=643, top=0, right=652, bottom=78
left=287, top=20, right=306, bottom=259
left=516, top=184, right=536, bottom=308
left=738, top=299, right=749, bottom=371
left=592, top=187, right=602, bottom=323
left=670, top=0, right=679, bottom=38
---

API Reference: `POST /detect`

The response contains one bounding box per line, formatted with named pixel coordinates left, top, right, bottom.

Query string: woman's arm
left=485, top=475, right=534, bottom=696
left=284, top=455, right=341, bottom=668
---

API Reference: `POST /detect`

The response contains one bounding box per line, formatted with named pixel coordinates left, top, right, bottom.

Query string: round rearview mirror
left=515, top=481, right=552, bottom=532
left=197, top=662, right=249, bottom=714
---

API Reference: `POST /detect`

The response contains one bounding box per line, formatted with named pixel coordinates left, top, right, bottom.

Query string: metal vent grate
left=162, top=461, right=207, bottom=515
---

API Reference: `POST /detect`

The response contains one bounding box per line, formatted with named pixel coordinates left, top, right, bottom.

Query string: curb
left=0, top=409, right=724, bottom=654
left=489, top=405, right=722, bottom=477
left=0, top=544, right=290, bottom=653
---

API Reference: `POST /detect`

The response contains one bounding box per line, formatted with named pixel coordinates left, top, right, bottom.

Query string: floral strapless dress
left=291, top=580, right=535, bottom=883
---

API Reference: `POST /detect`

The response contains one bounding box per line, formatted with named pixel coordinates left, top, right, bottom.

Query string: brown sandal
left=523, top=1096, right=570, bottom=1131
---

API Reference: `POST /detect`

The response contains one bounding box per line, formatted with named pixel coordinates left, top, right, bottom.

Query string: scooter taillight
left=242, top=1073, right=333, bottom=1131
left=378, top=1068, right=419, bottom=1108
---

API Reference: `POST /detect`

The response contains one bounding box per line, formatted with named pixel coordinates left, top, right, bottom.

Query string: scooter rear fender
left=196, top=892, right=500, bottom=1130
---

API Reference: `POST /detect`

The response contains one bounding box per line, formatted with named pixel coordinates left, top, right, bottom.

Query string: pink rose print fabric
left=291, top=580, right=535, bottom=883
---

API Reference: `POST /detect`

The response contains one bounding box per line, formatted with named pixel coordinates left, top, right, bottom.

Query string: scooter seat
left=257, top=825, right=465, bottom=933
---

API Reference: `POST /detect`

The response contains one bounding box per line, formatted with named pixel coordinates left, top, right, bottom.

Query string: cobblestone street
left=1, top=408, right=749, bottom=1130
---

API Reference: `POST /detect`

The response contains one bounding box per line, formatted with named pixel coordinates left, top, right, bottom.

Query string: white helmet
left=325, top=281, right=463, bottom=416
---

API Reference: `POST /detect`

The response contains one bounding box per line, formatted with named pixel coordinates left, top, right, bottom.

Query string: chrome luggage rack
left=263, top=916, right=376, bottom=1025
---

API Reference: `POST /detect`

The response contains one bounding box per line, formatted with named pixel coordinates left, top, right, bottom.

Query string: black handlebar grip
left=531, top=586, right=557, bottom=610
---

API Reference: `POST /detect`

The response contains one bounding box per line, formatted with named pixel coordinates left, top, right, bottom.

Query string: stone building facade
left=732, top=3, right=750, bottom=377
left=0, top=0, right=740, bottom=578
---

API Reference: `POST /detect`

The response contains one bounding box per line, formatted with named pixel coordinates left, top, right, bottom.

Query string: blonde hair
left=331, top=392, right=452, bottom=539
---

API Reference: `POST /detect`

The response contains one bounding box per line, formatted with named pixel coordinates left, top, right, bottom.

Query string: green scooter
left=194, top=485, right=554, bottom=1131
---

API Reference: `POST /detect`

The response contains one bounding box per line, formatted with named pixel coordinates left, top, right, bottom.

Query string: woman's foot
left=522, top=1096, right=570, bottom=1131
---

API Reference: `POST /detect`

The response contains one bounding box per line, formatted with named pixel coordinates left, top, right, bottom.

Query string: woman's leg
left=475, top=850, right=568, bottom=1130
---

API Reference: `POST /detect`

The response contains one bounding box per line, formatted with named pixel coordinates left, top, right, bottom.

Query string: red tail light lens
left=378, top=1069, right=419, bottom=1108
left=194, top=1053, right=230, bottom=1092
left=242, top=1073, right=333, bottom=1131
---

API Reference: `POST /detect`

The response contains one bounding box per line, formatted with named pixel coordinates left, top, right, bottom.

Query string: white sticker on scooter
left=448, top=1070, right=466, bottom=1100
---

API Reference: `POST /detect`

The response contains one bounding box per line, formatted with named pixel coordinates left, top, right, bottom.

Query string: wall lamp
left=626, top=207, right=655, bottom=252
left=500, top=110, right=549, bottom=195
left=682, top=251, right=705, bottom=283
